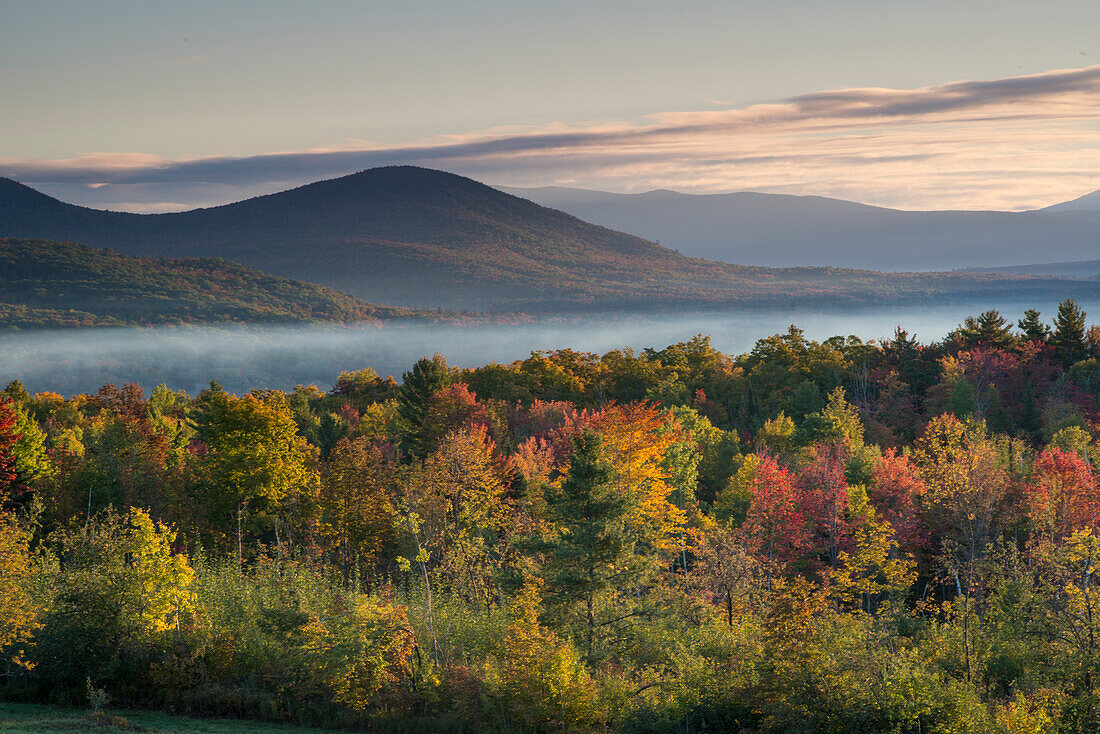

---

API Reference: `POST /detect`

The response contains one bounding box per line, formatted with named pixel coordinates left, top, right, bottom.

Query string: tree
left=480, top=581, right=600, bottom=730
left=318, top=438, right=397, bottom=584
left=1052, top=299, right=1088, bottom=366
left=415, top=424, right=514, bottom=607
left=541, top=432, right=637, bottom=659
left=417, top=383, right=491, bottom=456
left=0, top=516, right=37, bottom=670
left=952, top=310, right=1016, bottom=349
left=1018, top=309, right=1050, bottom=342
left=189, top=385, right=318, bottom=552
left=0, top=399, right=18, bottom=501
left=911, top=414, right=1009, bottom=683
left=741, top=457, right=810, bottom=571
left=587, top=403, right=687, bottom=562
left=1026, top=447, right=1098, bottom=540
left=866, top=450, right=927, bottom=556
left=396, top=355, right=452, bottom=457
left=33, top=508, right=195, bottom=689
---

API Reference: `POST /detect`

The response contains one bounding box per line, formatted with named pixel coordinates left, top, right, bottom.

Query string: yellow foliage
left=301, top=594, right=415, bottom=711
left=481, top=582, right=601, bottom=731
left=591, top=404, right=687, bottom=555
left=126, top=508, right=196, bottom=633
left=0, top=516, right=38, bottom=667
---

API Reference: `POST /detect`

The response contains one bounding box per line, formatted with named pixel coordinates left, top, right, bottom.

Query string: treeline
left=2, top=300, right=1100, bottom=732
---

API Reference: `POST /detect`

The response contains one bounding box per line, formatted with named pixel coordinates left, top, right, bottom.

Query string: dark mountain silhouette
left=0, top=238, right=428, bottom=329
left=502, top=185, right=1100, bottom=272
left=3, top=167, right=1099, bottom=311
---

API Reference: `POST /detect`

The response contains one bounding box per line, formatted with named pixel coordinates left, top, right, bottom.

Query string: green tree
left=189, top=384, right=318, bottom=552
left=1017, top=309, right=1050, bottom=342
left=396, top=355, right=452, bottom=458
left=953, top=310, right=1016, bottom=349
left=32, top=508, right=194, bottom=691
left=1052, top=299, right=1088, bottom=366
left=541, top=432, right=637, bottom=659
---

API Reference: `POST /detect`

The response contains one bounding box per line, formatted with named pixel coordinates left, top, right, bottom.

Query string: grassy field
left=0, top=702, right=336, bottom=733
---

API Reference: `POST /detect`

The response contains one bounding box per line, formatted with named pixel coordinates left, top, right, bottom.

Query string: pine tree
left=541, top=432, right=636, bottom=659
left=954, top=310, right=1016, bottom=349
left=1017, top=309, right=1050, bottom=342
left=1052, top=299, right=1088, bottom=366
left=396, top=355, right=452, bottom=457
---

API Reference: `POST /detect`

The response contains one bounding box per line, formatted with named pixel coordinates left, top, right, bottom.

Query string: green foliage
left=1052, top=298, right=1089, bottom=366
left=540, top=432, right=638, bottom=660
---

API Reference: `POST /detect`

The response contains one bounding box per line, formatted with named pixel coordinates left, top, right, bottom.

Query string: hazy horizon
left=4, top=300, right=1094, bottom=396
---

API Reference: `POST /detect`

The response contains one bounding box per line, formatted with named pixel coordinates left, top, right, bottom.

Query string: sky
left=2, top=0, right=1099, bottom=212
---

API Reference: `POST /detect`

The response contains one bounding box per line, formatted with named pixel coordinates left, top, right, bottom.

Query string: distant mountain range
left=0, top=238, right=429, bottom=329
left=2, top=167, right=1099, bottom=313
left=502, top=185, right=1100, bottom=273
left=1042, top=190, right=1100, bottom=214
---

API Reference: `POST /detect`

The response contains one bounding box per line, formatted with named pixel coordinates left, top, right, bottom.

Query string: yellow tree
left=0, top=516, right=37, bottom=670
left=403, top=425, right=513, bottom=609
left=911, top=414, right=1009, bottom=683
left=318, top=437, right=397, bottom=585
left=481, top=580, right=600, bottom=731
left=588, top=403, right=686, bottom=561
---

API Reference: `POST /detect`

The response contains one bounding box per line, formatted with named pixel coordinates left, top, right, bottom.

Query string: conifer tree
left=1017, top=309, right=1050, bottom=342
left=1052, top=299, right=1088, bottom=366
left=396, top=355, right=452, bottom=457
left=541, top=432, right=636, bottom=659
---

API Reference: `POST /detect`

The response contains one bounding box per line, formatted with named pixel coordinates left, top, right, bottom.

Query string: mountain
left=1042, top=189, right=1100, bottom=213
left=501, top=185, right=1100, bottom=272
left=0, top=238, right=426, bottom=329
left=964, top=259, right=1100, bottom=279
left=2, top=167, right=1099, bottom=311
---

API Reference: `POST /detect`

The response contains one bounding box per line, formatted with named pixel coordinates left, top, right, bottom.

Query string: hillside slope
left=0, top=238, right=425, bottom=328
left=3, top=167, right=1099, bottom=311
left=503, top=185, right=1100, bottom=272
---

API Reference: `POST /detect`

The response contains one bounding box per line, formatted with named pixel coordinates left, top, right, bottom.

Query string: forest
left=3, top=299, right=1100, bottom=732
left=0, top=238, right=435, bottom=329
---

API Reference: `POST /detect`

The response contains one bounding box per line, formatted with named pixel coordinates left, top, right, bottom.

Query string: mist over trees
left=4, top=300, right=1100, bottom=731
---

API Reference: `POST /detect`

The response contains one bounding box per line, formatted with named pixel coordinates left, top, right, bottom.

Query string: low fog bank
left=3, top=300, right=1096, bottom=396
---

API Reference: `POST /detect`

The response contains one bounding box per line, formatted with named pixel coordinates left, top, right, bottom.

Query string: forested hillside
left=3, top=301, right=1100, bottom=731
left=4, top=168, right=1099, bottom=310
left=0, top=238, right=429, bottom=328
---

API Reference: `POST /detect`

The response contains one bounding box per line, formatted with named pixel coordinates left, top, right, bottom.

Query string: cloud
left=4, top=65, right=1100, bottom=211
left=178, top=55, right=210, bottom=64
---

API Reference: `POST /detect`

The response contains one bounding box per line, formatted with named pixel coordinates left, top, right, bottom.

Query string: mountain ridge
left=501, top=184, right=1100, bottom=271
left=3, top=166, right=1100, bottom=312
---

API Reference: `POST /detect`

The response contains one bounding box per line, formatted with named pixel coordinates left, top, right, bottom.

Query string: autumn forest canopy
left=7, top=300, right=1100, bottom=732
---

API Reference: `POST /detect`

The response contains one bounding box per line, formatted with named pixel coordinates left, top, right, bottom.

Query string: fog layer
left=3, top=301, right=1094, bottom=395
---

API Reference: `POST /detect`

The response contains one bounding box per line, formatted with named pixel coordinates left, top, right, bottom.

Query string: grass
left=0, top=702, right=337, bottom=733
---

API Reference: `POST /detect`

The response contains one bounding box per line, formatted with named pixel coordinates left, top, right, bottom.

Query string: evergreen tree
left=1052, top=299, right=1088, bottom=366
left=953, top=310, right=1016, bottom=349
left=1017, top=309, right=1050, bottom=342
left=396, top=355, right=452, bottom=457
left=541, top=432, right=636, bottom=659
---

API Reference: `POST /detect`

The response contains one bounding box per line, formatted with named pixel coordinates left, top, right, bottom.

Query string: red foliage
left=868, top=449, right=928, bottom=554
left=796, top=445, right=853, bottom=569
left=0, top=398, right=18, bottom=493
left=741, top=456, right=811, bottom=568
left=419, top=383, right=491, bottom=455
left=1027, top=447, right=1099, bottom=539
